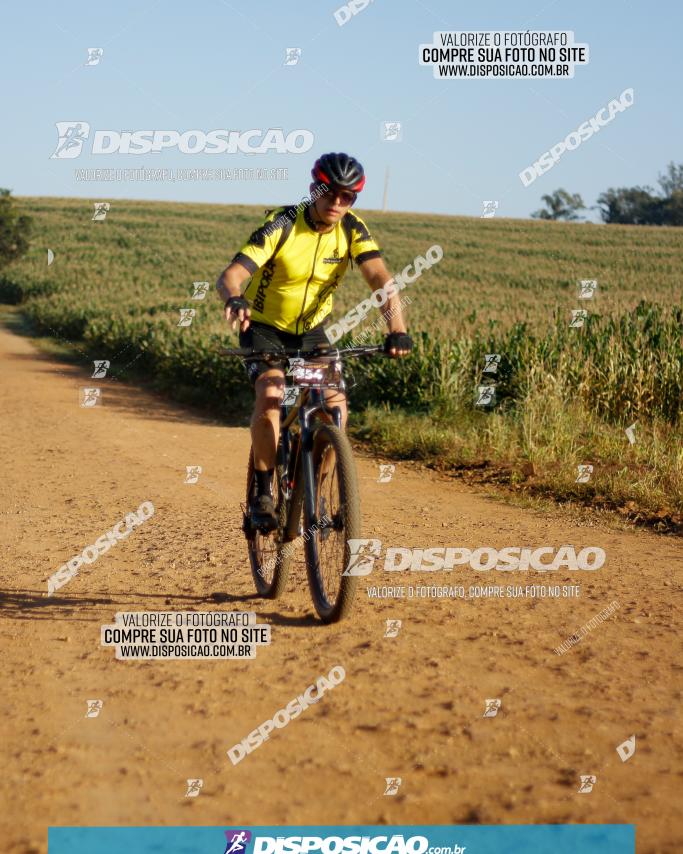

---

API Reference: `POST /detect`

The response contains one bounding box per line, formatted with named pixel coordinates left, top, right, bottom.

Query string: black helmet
left=311, top=152, right=366, bottom=192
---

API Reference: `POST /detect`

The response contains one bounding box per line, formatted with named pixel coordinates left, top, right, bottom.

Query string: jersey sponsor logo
left=323, top=248, right=343, bottom=264
left=252, top=259, right=276, bottom=313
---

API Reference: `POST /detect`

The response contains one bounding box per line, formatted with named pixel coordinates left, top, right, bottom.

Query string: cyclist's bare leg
left=251, top=369, right=285, bottom=473
left=321, top=386, right=347, bottom=429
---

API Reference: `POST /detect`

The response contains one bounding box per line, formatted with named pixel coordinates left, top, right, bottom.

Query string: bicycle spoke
left=315, top=446, right=346, bottom=605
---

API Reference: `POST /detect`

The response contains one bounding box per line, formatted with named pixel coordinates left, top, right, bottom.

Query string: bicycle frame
left=279, top=381, right=343, bottom=543
left=221, top=342, right=381, bottom=544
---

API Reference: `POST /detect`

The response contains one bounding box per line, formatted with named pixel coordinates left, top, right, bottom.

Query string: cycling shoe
left=249, top=494, right=278, bottom=533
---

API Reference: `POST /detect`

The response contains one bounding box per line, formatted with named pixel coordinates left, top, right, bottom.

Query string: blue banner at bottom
left=49, top=825, right=635, bottom=854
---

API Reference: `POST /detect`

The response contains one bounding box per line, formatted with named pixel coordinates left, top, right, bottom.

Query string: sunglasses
left=319, top=183, right=357, bottom=206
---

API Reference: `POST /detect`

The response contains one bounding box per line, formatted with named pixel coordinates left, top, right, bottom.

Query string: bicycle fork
left=303, top=394, right=343, bottom=550
left=281, top=392, right=342, bottom=546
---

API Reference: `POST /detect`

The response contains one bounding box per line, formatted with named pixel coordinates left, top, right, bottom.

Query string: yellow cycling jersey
left=231, top=204, right=382, bottom=334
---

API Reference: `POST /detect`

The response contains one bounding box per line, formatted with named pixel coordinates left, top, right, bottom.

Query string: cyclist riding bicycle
left=216, top=152, right=412, bottom=531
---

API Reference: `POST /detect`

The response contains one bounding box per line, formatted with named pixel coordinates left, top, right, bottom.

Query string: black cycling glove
left=384, top=331, right=413, bottom=354
left=225, top=295, right=250, bottom=315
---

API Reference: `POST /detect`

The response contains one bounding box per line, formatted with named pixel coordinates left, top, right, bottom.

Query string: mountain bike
left=221, top=345, right=381, bottom=623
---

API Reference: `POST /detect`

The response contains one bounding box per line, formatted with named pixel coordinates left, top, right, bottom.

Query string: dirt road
left=0, top=323, right=681, bottom=854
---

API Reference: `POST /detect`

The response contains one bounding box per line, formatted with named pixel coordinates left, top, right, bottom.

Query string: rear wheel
left=245, top=449, right=293, bottom=598
left=304, top=424, right=361, bottom=623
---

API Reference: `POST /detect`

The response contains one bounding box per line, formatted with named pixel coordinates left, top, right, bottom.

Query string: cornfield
left=2, top=196, right=681, bottom=524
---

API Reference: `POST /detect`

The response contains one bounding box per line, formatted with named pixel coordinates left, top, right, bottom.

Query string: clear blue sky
left=2, top=0, right=681, bottom=220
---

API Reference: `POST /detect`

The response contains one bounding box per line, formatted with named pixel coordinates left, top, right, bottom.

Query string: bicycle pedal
left=242, top=512, right=256, bottom=540
left=256, top=522, right=278, bottom=535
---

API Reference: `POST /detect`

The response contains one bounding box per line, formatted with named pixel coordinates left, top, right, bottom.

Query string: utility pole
left=382, top=167, right=390, bottom=212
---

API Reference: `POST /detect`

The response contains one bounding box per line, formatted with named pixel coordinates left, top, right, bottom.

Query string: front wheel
left=304, top=423, right=361, bottom=623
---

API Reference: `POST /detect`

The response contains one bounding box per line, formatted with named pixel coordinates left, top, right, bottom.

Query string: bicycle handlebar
left=219, top=345, right=383, bottom=361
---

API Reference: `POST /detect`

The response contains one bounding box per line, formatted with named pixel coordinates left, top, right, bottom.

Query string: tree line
left=531, top=162, right=683, bottom=225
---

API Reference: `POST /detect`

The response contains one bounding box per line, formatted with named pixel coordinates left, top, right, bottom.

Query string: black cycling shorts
left=239, top=321, right=329, bottom=385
